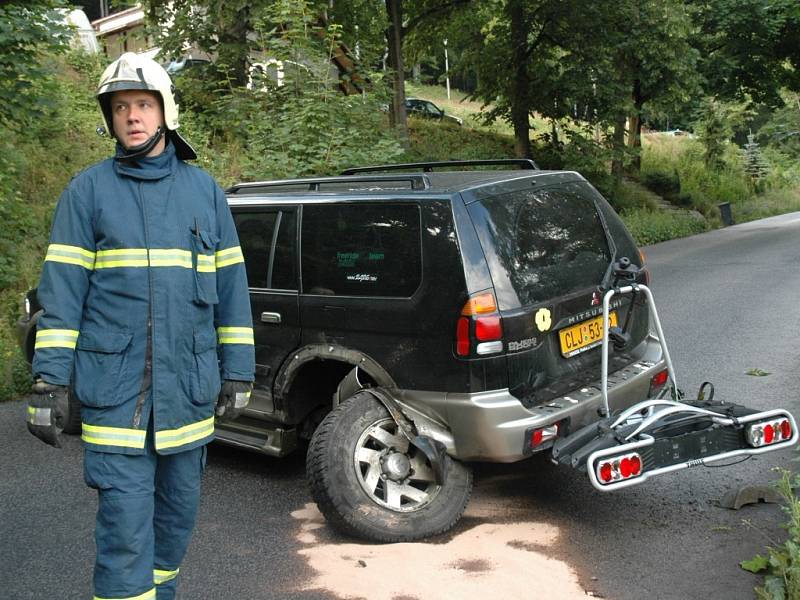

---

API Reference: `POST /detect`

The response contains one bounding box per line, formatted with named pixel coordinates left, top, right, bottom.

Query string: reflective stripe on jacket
left=32, top=142, right=255, bottom=455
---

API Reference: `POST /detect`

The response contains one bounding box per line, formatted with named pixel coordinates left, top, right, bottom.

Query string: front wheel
left=307, top=391, right=473, bottom=542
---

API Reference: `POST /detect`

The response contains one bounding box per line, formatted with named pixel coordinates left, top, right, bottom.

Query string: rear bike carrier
left=552, top=283, right=798, bottom=492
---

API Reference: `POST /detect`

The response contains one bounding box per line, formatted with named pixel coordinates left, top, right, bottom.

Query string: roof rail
left=226, top=174, right=430, bottom=195
left=341, top=159, right=539, bottom=175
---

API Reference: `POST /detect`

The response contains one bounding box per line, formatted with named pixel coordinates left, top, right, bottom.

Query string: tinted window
left=470, top=185, right=611, bottom=308
left=301, top=204, right=421, bottom=297
left=233, top=209, right=297, bottom=290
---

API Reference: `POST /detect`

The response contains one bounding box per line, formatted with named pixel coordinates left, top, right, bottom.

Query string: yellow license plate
left=559, top=312, right=618, bottom=357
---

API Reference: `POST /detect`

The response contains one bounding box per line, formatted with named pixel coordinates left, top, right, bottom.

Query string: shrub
left=606, top=179, right=659, bottom=213
left=642, top=170, right=680, bottom=197
left=641, top=135, right=753, bottom=215
left=620, top=208, right=708, bottom=246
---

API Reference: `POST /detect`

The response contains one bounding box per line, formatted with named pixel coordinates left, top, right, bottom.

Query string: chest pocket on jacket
left=74, top=329, right=133, bottom=408
left=191, top=227, right=219, bottom=306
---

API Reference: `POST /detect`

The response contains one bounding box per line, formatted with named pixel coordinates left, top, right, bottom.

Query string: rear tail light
left=529, top=424, right=559, bottom=449
left=595, top=452, right=643, bottom=485
left=746, top=419, right=793, bottom=447
left=649, top=369, right=669, bottom=397
left=456, top=291, right=503, bottom=357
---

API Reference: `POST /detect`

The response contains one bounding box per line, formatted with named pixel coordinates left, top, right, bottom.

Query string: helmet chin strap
left=115, top=126, right=165, bottom=162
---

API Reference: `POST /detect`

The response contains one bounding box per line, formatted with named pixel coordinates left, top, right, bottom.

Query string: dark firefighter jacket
left=32, top=142, right=255, bottom=455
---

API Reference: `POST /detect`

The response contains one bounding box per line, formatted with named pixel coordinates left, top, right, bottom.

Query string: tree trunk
left=385, top=0, right=408, bottom=143
left=507, top=0, right=531, bottom=158
left=611, top=114, right=626, bottom=181
left=627, top=79, right=643, bottom=173
left=218, top=5, right=251, bottom=88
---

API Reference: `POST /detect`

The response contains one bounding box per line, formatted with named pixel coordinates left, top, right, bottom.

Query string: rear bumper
left=400, top=334, right=666, bottom=462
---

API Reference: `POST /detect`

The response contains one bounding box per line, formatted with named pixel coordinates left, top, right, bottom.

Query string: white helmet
left=96, top=52, right=196, bottom=160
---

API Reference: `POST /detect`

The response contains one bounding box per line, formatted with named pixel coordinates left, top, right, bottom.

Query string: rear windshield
left=468, top=182, right=612, bottom=309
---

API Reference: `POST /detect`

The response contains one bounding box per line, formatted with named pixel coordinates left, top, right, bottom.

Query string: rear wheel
left=307, top=391, right=472, bottom=542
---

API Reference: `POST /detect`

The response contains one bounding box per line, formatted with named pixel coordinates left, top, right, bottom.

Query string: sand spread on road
left=291, top=503, right=592, bottom=599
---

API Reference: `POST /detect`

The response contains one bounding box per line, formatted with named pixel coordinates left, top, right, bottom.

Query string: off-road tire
left=307, top=390, right=472, bottom=542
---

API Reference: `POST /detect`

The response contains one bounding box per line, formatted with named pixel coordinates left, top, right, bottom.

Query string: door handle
left=260, top=312, right=282, bottom=324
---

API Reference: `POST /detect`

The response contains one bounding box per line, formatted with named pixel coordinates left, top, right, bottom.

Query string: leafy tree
left=758, top=91, right=800, bottom=159
left=375, top=0, right=472, bottom=142
left=143, top=0, right=273, bottom=88
left=450, top=0, right=698, bottom=174
left=693, top=0, right=800, bottom=106
left=0, top=1, right=70, bottom=130
left=599, top=0, right=700, bottom=174
left=327, top=0, right=388, bottom=69
left=693, top=97, right=754, bottom=168
left=162, top=0, right=402, bottom=180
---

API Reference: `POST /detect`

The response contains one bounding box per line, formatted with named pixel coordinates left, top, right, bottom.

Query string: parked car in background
left=163, top=57, right=211, bottom=75
left=654, top=128, right=695, bottom=138
left=405, top=98, right=463, bottom=126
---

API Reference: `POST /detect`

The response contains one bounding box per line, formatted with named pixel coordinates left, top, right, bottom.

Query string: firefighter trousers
left=84, top=424, right=206, bottom=600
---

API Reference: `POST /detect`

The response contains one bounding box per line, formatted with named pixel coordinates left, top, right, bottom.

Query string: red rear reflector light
left=529, top=424, right=559, bottom=449
left=649, top=369, right=669, bottom=397
left=475, top=316, right=502, bottom=341
left=651, top=370, right=668, bottom=387
left=456, top=317, right=470, bottom=356
left=746, top=419, right=794, bottom=448
left=595, top=452, right=643, bottom=485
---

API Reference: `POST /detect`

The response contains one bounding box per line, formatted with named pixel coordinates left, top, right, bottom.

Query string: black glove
left=27, top=379, right=69, bottom=448
left=215, top=380, right=253, bottom=421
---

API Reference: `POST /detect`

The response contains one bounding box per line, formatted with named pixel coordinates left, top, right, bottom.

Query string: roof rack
left=226, top=174, right=430, bottom=195
left=341, top=158, right=539, bottom=175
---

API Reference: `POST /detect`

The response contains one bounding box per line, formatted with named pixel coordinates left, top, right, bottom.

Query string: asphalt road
left=2, top=213, right=800, bottom=599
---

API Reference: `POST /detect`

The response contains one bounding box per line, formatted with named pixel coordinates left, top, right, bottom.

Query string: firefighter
left=26, top=52, right=255, bottom=600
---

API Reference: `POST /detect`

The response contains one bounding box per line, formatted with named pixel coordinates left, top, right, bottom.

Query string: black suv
left=28, top=160, right=790, bottom=543
left=220, top=159, right=665, bottom=540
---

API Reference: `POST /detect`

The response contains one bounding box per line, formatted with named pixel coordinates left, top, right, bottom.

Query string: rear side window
left=469, top=184, right=611, bottom=308
left=233, top=209, right=298, bottom=290
left=301, top=203, right=421, bottom=297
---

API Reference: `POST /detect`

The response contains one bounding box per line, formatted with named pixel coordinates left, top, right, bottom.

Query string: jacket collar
left=114, top=140, right=177, bottom=181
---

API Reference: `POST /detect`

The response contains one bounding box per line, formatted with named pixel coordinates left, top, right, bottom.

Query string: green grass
left=401, top=118, right=515, bottom=162
left=733, top=186, right=800, bottom=223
